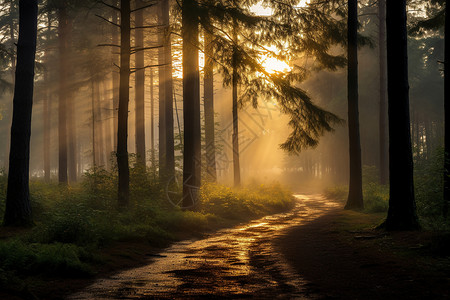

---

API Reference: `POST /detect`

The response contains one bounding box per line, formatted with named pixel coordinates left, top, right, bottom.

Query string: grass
left=0, top=168, right=296, bottom=296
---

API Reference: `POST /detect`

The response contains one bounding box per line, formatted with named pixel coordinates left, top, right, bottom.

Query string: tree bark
left=158, top=1, right=166, bottom=179
left=150, top=68, right=155, bottom=166
left=444, top=0, right=450, bottom=218
left=163, top=0, right=175, bottom=179
left=378, top=0, right=389, bottom=185
left=4, top=0, right=38, bottom=226
left=103, top=80, right=113, bottom=169
left=204, top=31, right=217, bottom=182
left=112, top=1, right=119, bottom=151
left=43, top=12, right=52, bottom=182
left=345, top=0, right=363, bottom=210
left=91, top=79, right=96, bottom=167
left=385, top=0, right=419, bottom=230
left=232, top=25, right=241, bottom=187
left=182, top=0, right=201, bottom=207
left=96, top=80, right=105, bottom=167
left=117, top=0, right=131, bottom=206
left=134, top=0, right=146, bottom=166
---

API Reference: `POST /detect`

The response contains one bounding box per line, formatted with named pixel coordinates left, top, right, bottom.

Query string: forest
left=0, top=0, right=449, bottom=299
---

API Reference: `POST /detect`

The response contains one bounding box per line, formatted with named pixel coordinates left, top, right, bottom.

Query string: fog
left=0, top=0, right=444, bottom=195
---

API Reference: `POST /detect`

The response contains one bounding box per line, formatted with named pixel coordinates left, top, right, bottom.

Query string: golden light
left=261, top=56, right=291, bottom=74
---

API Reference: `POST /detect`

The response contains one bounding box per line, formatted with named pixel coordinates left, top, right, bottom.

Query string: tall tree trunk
left=163, top=0, right=175, bottom=179
left=385, top=0, right=419, bottom=230
left=150, top=68, right=155, bottom=166
left=58, top=8, right=68, bottom=185
left=379, top=0, right=389, bottom=185
left=91, top=80, right=96, bottom=167
left=4, top=0, right=38, bottom=226
left=117, top=0, right=131, bottom=206
left=112, top=4, right=119, bottom=151
left=134, top=0, right=146, bottom=166
left=43, top=12, right=52, bottom=182
left=66, top=14, right=76, bottom=183
left=103, top=80, right=113, bottom=169
left=345, top=0, right=363, bottom=210
left=444, top=0, right=450, bottom=218
left=96, top=81, right=105, bottom=167
left=232, top=25, right=241, bottom=187
left=204, top=31, right=217, bottom=182
left=158, top=1, right=166, bottom=179
left=67, top=54, right=77, bottom=182
left=182, top=0, right=201, bottom=207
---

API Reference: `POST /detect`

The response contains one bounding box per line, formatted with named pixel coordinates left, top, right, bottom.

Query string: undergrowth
left=0, top=167, right=295, bottom=289
left=324, top=154, right=450, bottom=230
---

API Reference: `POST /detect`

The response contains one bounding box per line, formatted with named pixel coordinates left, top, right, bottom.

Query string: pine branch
left=95, top=14, right=119, bottom=27
left=98, top=43, right=120, bottom=48
left=99, top=1, right=120, bottom=11
left=130, top=45, right=163, bottom=54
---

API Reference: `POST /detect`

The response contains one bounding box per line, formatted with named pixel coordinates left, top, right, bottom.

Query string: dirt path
left=68, top=195, right=339, bottom=299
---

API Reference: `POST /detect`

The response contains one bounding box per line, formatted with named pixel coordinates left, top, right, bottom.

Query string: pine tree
left=384, top=0, right=420, bottom=230
left=4, top=0, right=38, bottom=226
left=344, top=0, right=364, bottom=210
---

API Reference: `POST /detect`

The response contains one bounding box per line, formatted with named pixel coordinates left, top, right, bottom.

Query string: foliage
left=200, top=182, right=295, bottom=220
left=0, top=167, right=296, bottom=290
left=414, top=147, right=448, bottom=229
left=0, top=240, right=94, bottom=278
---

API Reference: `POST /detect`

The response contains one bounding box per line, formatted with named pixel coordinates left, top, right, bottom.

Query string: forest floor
left=278, top=204, right=450, bottom=299
left=2, top=195, right=450, bottom=299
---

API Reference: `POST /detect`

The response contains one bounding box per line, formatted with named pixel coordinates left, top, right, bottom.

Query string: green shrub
left=0, top=240, right=94, bottom=277
left=363, top=183, right=388, bottom=213
left=323, top=185, right=347, bottom=202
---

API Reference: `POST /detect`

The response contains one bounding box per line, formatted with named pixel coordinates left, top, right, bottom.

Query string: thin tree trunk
left=163, top=0, right=175, bottom=179
left=103, top=80, right=113, bottom=169
left=150, top=68, right=155, bottom=166
left=43, top=12, right=51, bottom=182
left=232, top=25, right=241, bottom=187
left=117, top=0, right=131, bottom=206
left=345, top=0, right=363, bottom=210
left=135, top=0, right=146, bottom=166
left=96, top=81, right=105, bottom=167
left=182, top=0, right=201, bottom=207
left=379, top=0, right=389, bottom=185
left=444, top=0, right=450, bottom=218
left=67, top=63, right=77, bottom=182
left=58, top=8, right=68, bottom=185
left=4, top=0, right=38, bottom=226
left=158, top=1, right=166, bottom=179
left=91, top=80, right=96, bottom=167
left=204, top=31, right=217, bottom=182
left=385, top=0, right=419, bottom=230
left=112, top=4, right=119, bottom=151
left=66, top=14, right=76, bottom=183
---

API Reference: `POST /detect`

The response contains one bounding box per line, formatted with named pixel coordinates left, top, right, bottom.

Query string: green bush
left=0, top=164, right=297, bottom=288
left=199, top=182, right=295, bottom=220
left=0, top=240, right=94, bottom=277
left=363, top=183, right=389, bottom=213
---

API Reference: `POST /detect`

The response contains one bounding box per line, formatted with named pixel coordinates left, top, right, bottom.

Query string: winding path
left=68, top=195, right=339, bottom=299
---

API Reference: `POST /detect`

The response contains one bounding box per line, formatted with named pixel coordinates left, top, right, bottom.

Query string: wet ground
left=68, top=195, right=340, bottom=299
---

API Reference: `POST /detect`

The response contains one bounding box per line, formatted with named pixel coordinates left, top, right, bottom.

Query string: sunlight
left=261, top=56, right=291, bottom=74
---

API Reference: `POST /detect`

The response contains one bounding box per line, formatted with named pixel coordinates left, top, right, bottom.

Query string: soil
left=278, top=208, right=450, bottom=299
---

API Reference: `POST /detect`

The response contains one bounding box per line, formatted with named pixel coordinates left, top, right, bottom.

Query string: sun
left=261, top=56, right=291, bottom=74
